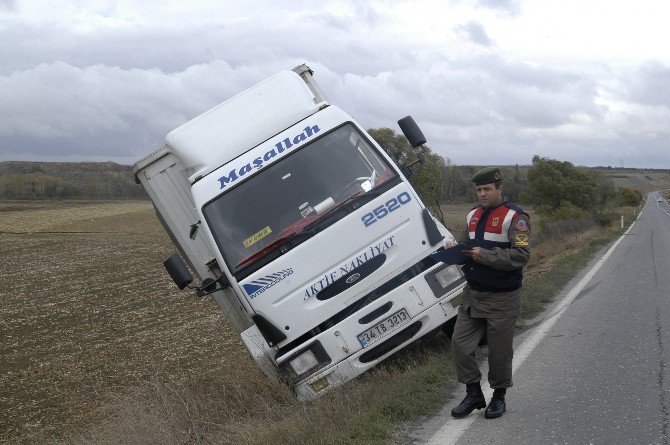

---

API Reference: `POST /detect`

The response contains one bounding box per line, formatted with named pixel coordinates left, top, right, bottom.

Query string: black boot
left=451, top=382, right=486, bottom=418
left=485, top=388, right=507, bottom=419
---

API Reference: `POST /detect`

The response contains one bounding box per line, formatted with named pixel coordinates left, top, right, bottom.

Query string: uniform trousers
left=451, top=306, right=516, bottom=389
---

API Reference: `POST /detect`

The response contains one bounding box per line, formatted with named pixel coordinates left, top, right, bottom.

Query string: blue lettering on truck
left=361, top=192, right=412, bottom=227
left=303, top=235, right=397, bottom=300
left=218, top=125, right=321, bottom=189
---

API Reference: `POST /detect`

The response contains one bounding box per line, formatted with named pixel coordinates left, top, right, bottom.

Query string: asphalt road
left=418, top=193, right=670, bottom=445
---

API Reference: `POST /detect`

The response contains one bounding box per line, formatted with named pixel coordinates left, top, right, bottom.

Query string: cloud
left=475, top=0, right=521, bottom=16
left=0, top=0, right=669, bottom=169
left=0, top=0, right=16, bottom=11
left=620, top=60, right=670, bottom=108
left=456, top=21, right=493, bottom=46
left=2, top=49, right=666, bottom=168
left=0, top=60, right=275, bottom=161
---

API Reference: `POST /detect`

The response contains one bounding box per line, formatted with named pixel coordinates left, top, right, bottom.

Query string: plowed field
left=0, top=201, right=254, bottom=443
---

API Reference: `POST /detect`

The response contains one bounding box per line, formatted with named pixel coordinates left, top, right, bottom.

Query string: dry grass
left=63, top=335, right=455, bottom=445
left=524, top=226, right=603, bottom=279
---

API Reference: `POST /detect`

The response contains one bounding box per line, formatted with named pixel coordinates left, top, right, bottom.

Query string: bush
left=618, top=187, right=643, bottom=207
left=593, top=210, right=618, bottom=226
left=527, top=156, right=617, bottom=222
left=541, top=202, right=588, bottom=223
left=535, top=217, right=598, bottom=243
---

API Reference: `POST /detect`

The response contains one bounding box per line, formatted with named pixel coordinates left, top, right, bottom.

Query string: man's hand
left=463, top=247, right=482, bottom=262
left=445, top=240, right=458, bottom=248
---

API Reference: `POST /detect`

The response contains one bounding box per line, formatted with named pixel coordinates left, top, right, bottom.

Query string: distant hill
left=1, top=160, right=667, bottom=201
left=0, top=161, right=146, bottom=200
left=593, top=167, right=670, bottom=192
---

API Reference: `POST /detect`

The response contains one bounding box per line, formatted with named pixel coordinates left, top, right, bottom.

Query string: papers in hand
left=429, top=244, right=469, bottom=265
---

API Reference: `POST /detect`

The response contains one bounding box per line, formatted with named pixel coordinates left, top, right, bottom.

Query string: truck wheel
left=442, top=316, right=457, bottom=338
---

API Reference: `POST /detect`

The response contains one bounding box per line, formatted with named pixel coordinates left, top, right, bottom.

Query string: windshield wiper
left=234, top=179, right=396, bottom=278
left=236, top=230, right=314, bottom=271
left=306, top=189, right=382, bottom=233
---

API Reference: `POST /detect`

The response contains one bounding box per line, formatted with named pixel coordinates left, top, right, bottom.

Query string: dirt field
left=0, top=201, right=254, bottom=443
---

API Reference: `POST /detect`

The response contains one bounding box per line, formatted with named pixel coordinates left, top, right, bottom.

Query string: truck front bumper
left=285, top=263, right=464, bottom=400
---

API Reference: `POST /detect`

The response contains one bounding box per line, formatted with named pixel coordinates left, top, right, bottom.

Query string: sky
left=1, top=0, right=669, bottom=168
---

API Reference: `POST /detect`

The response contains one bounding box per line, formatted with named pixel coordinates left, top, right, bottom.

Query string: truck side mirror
left=397, top=115, right=427, bottom=177
left=398, top=116, right=427, bottom=148
left=163, top=253, right=193, bottom=290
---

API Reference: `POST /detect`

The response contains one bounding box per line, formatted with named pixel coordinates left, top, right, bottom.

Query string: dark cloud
left=0, top=60, right=276, bottom=161
left=460, top=55, right=587, bottom=91
left=620, top=60, right=670, bottom=108
left=1, top=51, right=664, bottom=168
left=456, top=21, right=493, bottom=46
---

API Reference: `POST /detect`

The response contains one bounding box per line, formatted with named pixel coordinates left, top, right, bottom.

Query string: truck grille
left=316, top=254, right=387, bottom=300
left=275, top=254, right=439, bottom=359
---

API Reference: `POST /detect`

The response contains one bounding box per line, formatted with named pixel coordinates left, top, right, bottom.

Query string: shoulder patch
left=514, top=233, right=529, bottom=246
left=514, top=219, right=528, bottom=232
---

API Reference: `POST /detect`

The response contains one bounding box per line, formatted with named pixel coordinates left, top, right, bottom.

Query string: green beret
left=471, top=167, right=502, bottom=186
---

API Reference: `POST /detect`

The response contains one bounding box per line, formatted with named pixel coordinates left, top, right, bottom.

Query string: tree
left=368, top=127, right=448, bottom=222
left=367, top=128, right=416, bottom=167
left=619, top=187, right=643, bottom=207
left=501, top=164, right=526, bottom=203
left=526, top=155, right=616, bottom=222
left=442, top=162, right=471, bottom=203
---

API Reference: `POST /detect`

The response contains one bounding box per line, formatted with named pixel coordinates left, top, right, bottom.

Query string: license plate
left=357, top=308, right=410, bottom=347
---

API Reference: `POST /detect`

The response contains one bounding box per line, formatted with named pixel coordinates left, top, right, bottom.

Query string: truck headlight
left=425, top=264, right=465, bottom=297
left=279, top=341, right=331, bottom=381
left=435, top=265, right=462, bottom=288
left=289, top=350, right=319, bottom=376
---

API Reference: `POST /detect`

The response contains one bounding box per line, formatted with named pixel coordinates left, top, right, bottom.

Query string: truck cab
left=134, top=65, right=465, bottom=399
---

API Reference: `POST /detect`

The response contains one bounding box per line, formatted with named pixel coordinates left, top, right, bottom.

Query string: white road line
left=656, top=194, right=670, bottom=216
left=426, top=203, right=644, bottom=445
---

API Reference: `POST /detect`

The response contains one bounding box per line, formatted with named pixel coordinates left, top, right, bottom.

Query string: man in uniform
left=449, top=167, right=531, bottom=419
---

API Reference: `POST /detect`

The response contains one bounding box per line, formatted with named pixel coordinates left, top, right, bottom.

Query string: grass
left=0, top=200, right=627, bottom=444
left=520, top=226, right=619, bottom=320
left=65, top=335, right=457, bottom=445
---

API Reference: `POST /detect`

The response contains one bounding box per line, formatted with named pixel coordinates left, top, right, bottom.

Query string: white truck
left=133, top=65, right=465, bottom=400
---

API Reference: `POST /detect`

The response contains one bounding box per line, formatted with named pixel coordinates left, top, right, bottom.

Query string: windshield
left=203, top=123, right=398, bottom=277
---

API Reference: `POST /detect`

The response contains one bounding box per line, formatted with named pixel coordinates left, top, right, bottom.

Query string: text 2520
left=361, top=192, right=412, bottom=227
